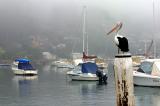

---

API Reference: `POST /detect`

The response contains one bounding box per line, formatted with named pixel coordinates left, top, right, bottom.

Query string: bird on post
left=107, top=22, right=129, bottom=54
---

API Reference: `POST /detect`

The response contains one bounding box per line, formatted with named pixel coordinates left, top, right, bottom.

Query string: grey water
left=0, top=63, right=160, bottom=106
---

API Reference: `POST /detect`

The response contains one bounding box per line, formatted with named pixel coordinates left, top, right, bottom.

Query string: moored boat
left=67, top=62, right=107, bottom=81
left=52, top=59, right=74, bottom=69
left=133, top=59, right=160, bottom=87
left=12, top=58, right=37, bottom=75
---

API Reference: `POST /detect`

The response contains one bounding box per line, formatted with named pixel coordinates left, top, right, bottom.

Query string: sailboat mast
left=152, top=0, right=156, bottom=58
left=82, top=6, right=87, bottom=54
left=86, top=32, right=88, bottom=55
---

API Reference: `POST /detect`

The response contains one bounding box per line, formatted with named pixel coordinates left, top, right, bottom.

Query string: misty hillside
left=0, top=0, right=160, bottom=61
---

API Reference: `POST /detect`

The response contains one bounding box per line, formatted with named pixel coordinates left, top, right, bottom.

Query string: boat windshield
left=18, top=63, right=35, bottom=70
left=82, top=62, right=98, bottom=74
left=140, top=62, right=153, bottom=74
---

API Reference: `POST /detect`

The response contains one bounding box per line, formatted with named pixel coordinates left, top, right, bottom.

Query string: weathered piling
left=114, top=53, right=135, bottom=106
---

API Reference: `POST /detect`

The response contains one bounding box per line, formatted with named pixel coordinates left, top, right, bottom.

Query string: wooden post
left=114, top=53, right=135, bottom=106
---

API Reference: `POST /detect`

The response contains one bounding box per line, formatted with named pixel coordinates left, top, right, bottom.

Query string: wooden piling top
left=115, top=53, right=131, bottom=58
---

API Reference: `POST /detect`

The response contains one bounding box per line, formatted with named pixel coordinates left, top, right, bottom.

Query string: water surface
left=0, top=63, right=160, bottom=106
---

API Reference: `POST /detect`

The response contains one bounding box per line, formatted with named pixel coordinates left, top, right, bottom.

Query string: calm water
left=0, top=63, right=160, bottom=106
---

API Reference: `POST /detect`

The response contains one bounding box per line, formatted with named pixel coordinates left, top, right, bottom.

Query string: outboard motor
left=96, top=70, right=107, bottom=85
left=102, top=73, right=107, bottom=84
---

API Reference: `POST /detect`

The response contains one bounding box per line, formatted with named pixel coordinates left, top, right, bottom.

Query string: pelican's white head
left=115, top=34, right=124, bottom=38
left=114, top=34, right=124, bottom=45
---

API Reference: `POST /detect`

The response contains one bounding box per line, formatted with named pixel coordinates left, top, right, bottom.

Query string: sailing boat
left=72, top=6, right=107, bottom=68
left=82, top=7, right=108, bottom=69
left=67, top=6, right=107, bottom=81
left=81, top=6, right=97, bottom=61
left=71, top=6, right=97, bottom=66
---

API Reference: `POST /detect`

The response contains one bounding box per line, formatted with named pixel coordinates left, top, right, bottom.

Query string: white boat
left=12, top=58, right=38, bottom=75
left=67, top=62, right=107, bottom=81
left=133, top=59, right=160, bottom=87
left=95, top=58, right=108, bottom=69
left=52, top=59, right=74, bottom=69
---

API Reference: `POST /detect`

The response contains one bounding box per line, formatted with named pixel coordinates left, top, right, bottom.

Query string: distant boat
left=11, top=58, right=37, bottom=75
left=52, top=59, right=74, bottom=69
left=95, top=58, right=108, bottom=69
left=0, top=64, right=10, bottom=66
left=133, top=59, right=160, bottom=87
left=132, top=55, right=145, bottom=71
left=67, top=62, right=107, bottom=81
left=0, top=64, right=10, bottom=69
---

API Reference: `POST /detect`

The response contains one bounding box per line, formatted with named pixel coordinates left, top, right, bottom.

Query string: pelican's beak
left=107, top=24, right=119, bottom=35
left=107, top=22, right=122, bottom=35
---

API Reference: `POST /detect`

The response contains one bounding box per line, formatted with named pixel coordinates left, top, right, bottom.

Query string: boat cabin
left=137, top=59, right=160, bottom=76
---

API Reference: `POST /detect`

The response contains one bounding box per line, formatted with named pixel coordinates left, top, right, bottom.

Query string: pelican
left=107, top=22, right=129, bottom=53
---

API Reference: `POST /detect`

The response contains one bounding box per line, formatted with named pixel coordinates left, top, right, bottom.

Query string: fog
left=0, top=0, right=160, bottom=59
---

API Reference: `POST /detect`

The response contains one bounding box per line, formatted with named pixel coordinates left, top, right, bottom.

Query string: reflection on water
left=68, top=81, right=109, bottom=106
left=135, top=86, right=160, bottom=106
left=1, top=63, right=160, bottom=106
left=43, top=64, right=51, bottom=72
left=12, top=75, right=38, bottom=97
left=0, top=63, right=115, bottom=106
left=69, top=81, right=99, bottom=93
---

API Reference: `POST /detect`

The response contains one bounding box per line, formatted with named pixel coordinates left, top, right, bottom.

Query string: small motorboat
left=67, top=62, right=107, bottom=82
left=133, top=59, right=160, bottom=87
left=52, top=59, right=74, bottom=69
left=12, top=58, right=37, bottom=75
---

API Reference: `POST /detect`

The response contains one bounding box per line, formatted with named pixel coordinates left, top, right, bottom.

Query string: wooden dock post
left=114, top=53, right=135, bottom=106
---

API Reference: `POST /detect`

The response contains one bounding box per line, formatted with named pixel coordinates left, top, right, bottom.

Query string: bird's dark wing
left=117, top=37, right=129, bottom=52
